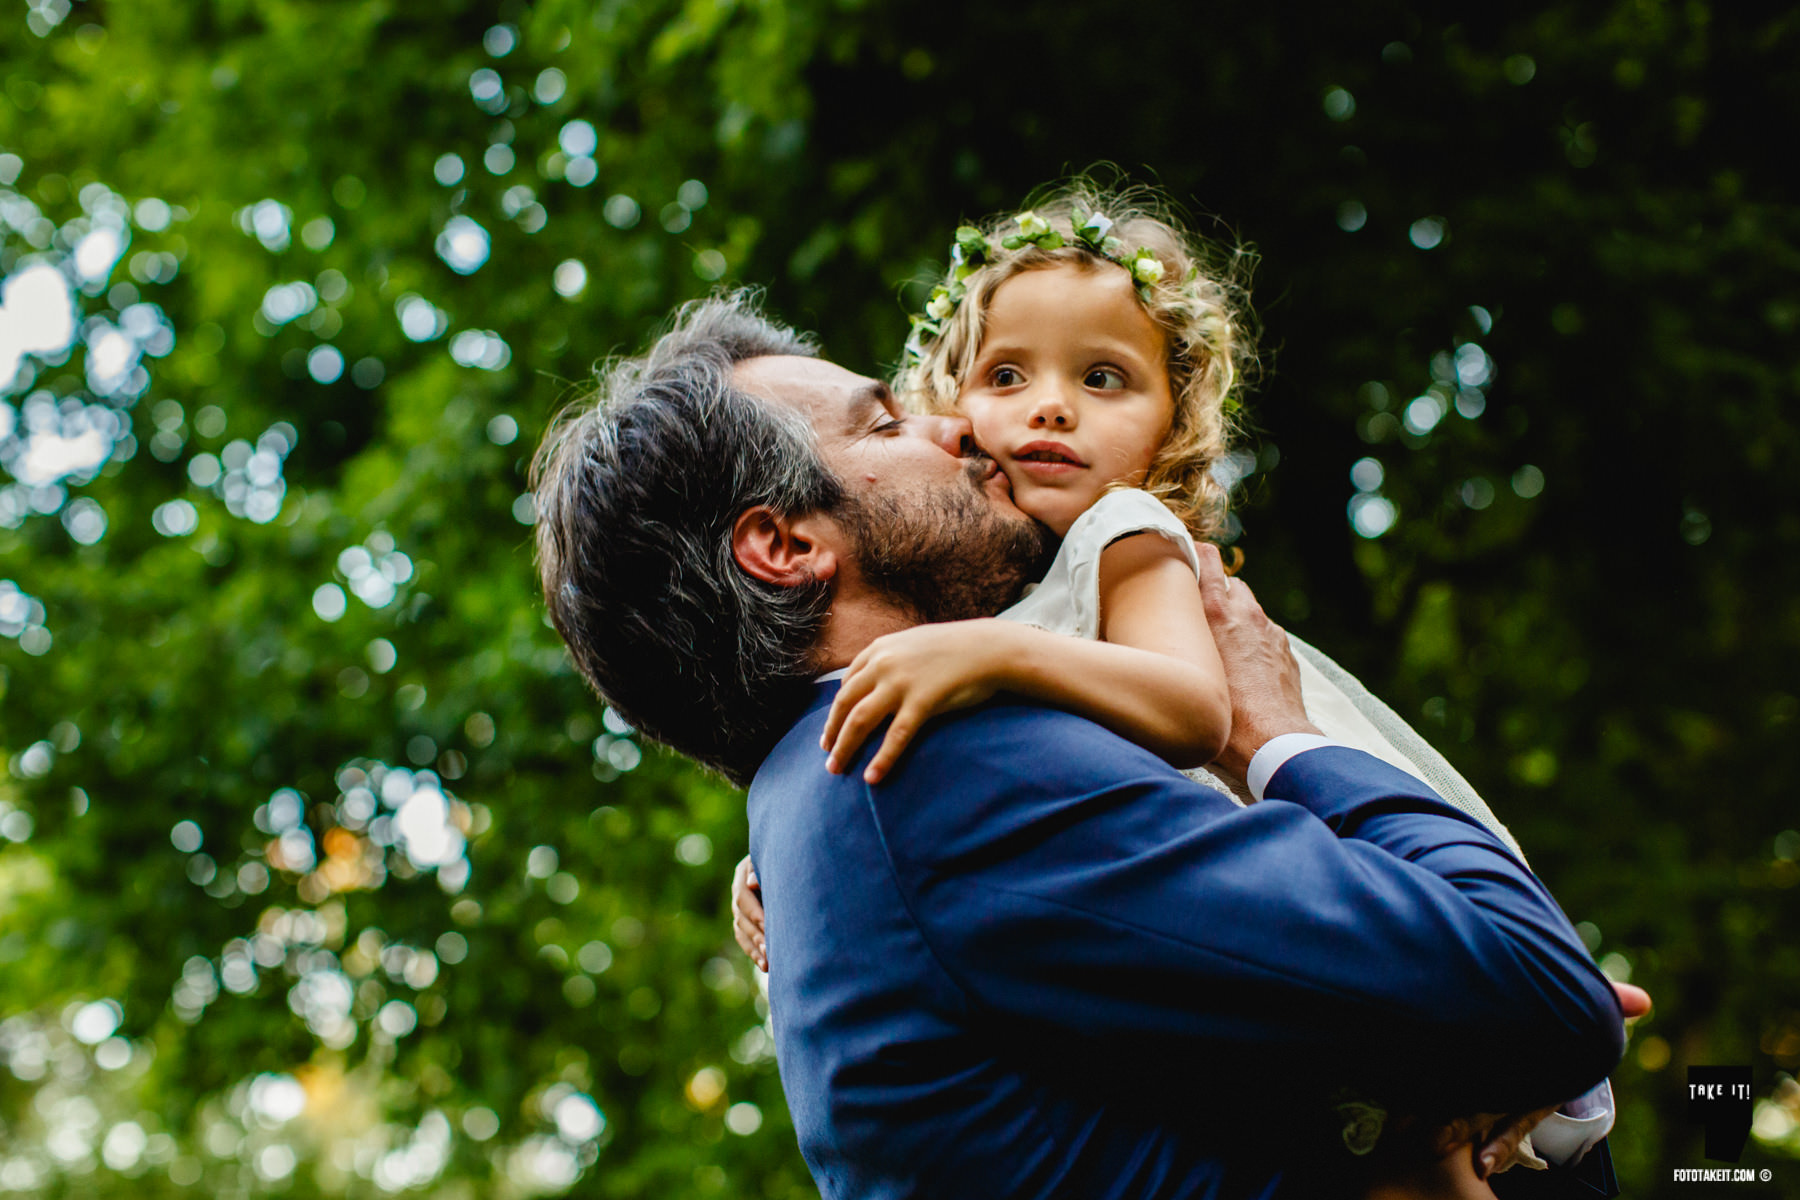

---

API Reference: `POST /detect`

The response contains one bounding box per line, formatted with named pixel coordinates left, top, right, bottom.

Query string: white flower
left=1130, top=254, right=1165, bottom=286
left=1078, top=212, right=1114, bottom=242
left=1015, top=210, right=1050, bottom=239
left=925, top=290, right=956, bottom=321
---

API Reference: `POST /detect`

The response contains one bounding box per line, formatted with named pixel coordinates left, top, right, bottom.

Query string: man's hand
left=1194, top=544, right=1321, bottom=781
left=731, top=855, right=768, bottom=972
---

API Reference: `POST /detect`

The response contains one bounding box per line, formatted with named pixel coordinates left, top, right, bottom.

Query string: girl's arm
left=823, top=532, right=1231, bottom=783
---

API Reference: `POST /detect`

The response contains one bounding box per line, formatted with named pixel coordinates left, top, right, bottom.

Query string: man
left=533, top=292, right=1627, bottom=1197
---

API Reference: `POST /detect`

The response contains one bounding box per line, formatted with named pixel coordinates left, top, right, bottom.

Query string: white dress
left=997, top=489, right=1523, bottom=856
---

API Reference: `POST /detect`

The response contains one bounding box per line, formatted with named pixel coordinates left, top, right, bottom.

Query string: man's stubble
left=837, top=457, right=1056, bottom=627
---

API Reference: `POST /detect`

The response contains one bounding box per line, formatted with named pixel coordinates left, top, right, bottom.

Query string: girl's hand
left=731, top=855, right=767, bottom=972
left=822, top=620, right=1013, bottom=783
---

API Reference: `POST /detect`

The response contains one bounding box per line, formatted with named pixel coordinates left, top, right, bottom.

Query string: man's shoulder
left=863, top=697, right=1215, bottom=874
left=757, top=687, right=1178, bottom=795
left=900, top=698, right=1173, bottom=788
left=753, top=689, right=1195, bottom=842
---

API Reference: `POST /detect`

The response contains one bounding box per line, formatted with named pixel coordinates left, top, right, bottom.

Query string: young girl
left=734, top=183, right=1609, bottom=1191
left=821, top=183, right=1518, bottom=831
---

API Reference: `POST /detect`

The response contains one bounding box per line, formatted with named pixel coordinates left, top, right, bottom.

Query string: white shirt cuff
left=1245, top=733, right=1341, bottom=800
left=1529, top=1079, right=1615, bottom=1166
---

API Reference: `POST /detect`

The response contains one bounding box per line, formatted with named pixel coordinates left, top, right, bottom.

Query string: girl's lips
left=1010, top=440, right=1087, bottom=477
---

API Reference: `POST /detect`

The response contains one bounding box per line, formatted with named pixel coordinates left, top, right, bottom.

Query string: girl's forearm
left=988, top=621, right=1231, bottom=769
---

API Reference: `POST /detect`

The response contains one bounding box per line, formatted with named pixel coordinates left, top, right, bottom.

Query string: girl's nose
left=1028, top=390, right=1075, bottom=430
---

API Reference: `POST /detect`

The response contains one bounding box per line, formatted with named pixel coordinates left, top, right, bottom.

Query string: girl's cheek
left=959, top=402, right=1006, bottom=455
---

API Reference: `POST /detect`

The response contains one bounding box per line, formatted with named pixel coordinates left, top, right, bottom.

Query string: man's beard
left=837, top=458, right=1056, bottom=624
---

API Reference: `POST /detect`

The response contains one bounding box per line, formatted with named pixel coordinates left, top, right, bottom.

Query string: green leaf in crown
left=1072, top=209, right=1116, bottom=252
left=953, top=226, right=991, bottom=267
left=1001, top=209, right=1065, bottom=251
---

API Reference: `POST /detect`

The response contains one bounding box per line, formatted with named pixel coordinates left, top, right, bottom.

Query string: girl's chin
left=1002, top=474, right=1085, bottom=537
left=1015, top=498, right=1078, bottom=539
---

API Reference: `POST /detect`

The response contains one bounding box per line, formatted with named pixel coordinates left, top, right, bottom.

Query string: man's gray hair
left=532, top=290, right=842, bottom=784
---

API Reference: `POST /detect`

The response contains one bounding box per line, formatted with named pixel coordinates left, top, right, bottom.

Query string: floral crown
left=904, top=208, right=1169, bottom=364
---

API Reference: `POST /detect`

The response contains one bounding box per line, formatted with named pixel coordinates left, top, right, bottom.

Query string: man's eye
left=1086, top=368, right=1127, bottom=390
left=874, top=418, right=906, bottom=434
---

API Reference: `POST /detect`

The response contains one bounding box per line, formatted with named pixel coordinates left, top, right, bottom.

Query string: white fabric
left=1247, top=733, right=1336, bottom=801
left=994, top=488, right=1609, bottom=1163
left=1000, top=489, right=1203, bottom=639
left=1530, top=1080, right=1615, bottom=1166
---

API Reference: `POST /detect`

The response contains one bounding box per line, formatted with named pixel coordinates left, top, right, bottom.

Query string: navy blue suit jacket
left=747, top=684, right=1625, bottom=1199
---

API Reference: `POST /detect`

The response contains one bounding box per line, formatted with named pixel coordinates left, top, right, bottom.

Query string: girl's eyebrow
left=979, top=336, right=1152, bottom=367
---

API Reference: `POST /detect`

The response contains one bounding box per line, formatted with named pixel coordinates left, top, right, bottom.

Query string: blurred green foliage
left=0, top=1, right=1796, bottom=1196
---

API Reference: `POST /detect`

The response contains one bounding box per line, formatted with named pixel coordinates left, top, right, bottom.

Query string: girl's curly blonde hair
left=893, top=181, right=1257, bottom=542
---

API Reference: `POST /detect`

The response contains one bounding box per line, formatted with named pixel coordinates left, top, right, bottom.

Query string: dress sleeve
left=997, top=489, right=1199, bottom=641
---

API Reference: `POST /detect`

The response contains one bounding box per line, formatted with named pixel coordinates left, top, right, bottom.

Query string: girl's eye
left=991, top=366, right=1022, bottom=388
left=1086, top=367, right=1127, bottom=390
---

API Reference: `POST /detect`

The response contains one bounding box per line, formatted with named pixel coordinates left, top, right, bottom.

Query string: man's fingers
left=1193, top=543, right=1232, bottom=612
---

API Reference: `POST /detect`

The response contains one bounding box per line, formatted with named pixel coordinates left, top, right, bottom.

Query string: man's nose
left=914, top=413, right=977, bottom=457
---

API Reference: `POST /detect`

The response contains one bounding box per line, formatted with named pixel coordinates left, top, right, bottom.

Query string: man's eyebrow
left=843, top=381, right=895, bottom=432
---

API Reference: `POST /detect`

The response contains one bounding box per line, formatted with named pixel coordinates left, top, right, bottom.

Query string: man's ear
left=731, top=506, right=841, bottom=587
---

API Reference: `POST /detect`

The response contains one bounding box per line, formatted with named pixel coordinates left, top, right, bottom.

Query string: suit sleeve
left=868, top=709, right=1624, bottom=1115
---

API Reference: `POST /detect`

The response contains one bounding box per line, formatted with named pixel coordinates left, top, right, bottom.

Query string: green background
left=2, top=1, right=1796, bottom=1195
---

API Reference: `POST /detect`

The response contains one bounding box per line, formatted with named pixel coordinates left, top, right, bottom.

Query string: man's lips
left=967, top=456, right=1013, bottom=494
left=1011, top=440, right=1087, bottom=475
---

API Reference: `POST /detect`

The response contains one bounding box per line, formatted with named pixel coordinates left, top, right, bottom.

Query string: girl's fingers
left=728, top=855, right=768, bottom=969
left=820, top=665, right=877, bottom=751
left=827, top=689, right=897, bottom=775
left=735, top=882, right=764, bottom=924
left=733, top=914, right=757, bottom=960
left=864, top=724, right=910, bottom=783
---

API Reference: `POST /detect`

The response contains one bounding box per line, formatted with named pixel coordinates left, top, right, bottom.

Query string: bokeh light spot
left=1348, top=493, right=1397, bottom=538
left=1322, top=87, right=1356, bottom=121
left=313, top=583, right=347, bottom=622
left=534, top=69, right=567, bottom=105
left=307, top=345, right=344, bottom=384
left=603, top=194, right=640, bottom=228
left=435, top=216, right=491, bottom=275
left=558, top=120, right=598, bottom=158
left=552, top=259, right=587, bottom=298
left=1408, top=217, right=1446, bottom=250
